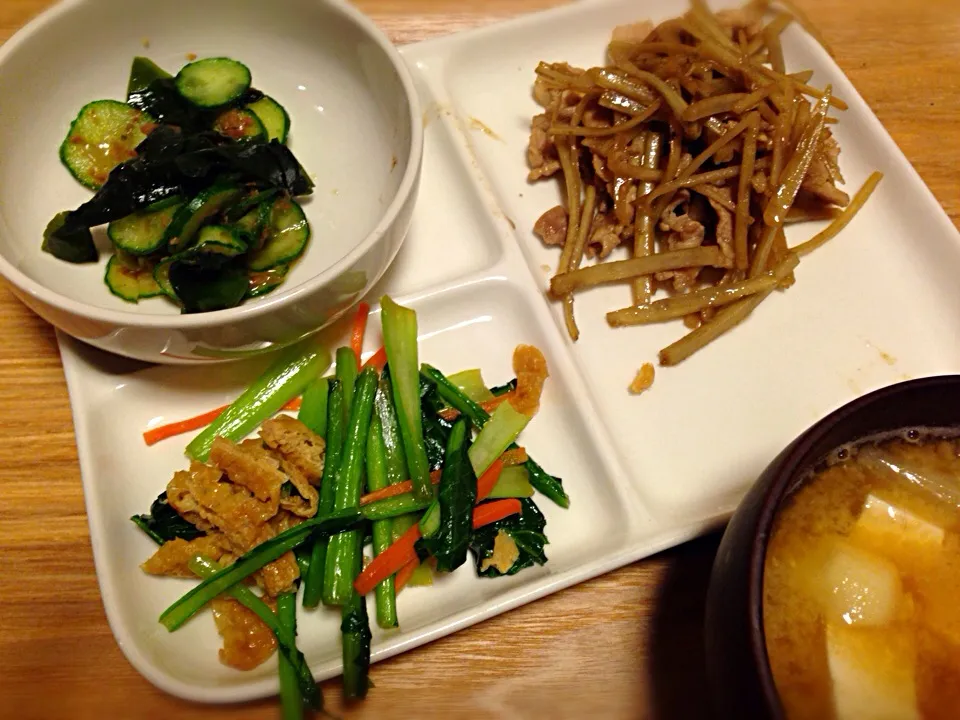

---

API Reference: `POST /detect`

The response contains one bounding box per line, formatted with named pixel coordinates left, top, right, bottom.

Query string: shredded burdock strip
left=643, top=166, right=743, bottom=208
left=632, top=131, right=663, bottom=304
left=554, top=93, right=598, bottom=340
left=732, top=83, right=778, bottom=115
left=752, top=87, right=832, bottom=276
left=608, top=253, right=799, bottom=325
left=550, top=247, right=727, bottom=296
left=746, top=12, right=792, bottom=56
left=734, top=112, right=760, bottom=269
left=555, top=138, right=582, bottom=339
left=659, top=290, right=769, bottom=366
left=562, top=185, right=598, bottom=340
left=683, top=93, right=749, bottom=122
left=793, top=172, right=883, bottom=256
left=526, top=0, right=881, bottom=375
left=549, top=100, right=661, bottom=136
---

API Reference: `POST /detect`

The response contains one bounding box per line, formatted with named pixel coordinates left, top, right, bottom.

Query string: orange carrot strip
left=360, top=450, right=520, bottom=506
left=143, top=405, right=229, bottom=446
left=359, top=469, right=442, bottom=506
left=500, top=447, right=528, bottom=467
left=395, top=557, right=420, bottom=592
left=359, top=448, right=521, bottom=506
left=354, top=523, right=421, bottom=596
left=437, top=407, right=458, bottom=422
left=472, top=499, right=522, bottom=528
left=350, top=302, right=371, bottom=369
left=481, top=393, right=515, bottom=413
left=361, top=346, right=387, bottom=372
left=359, top=498, right=520, bottom=595
left=142, top=397, right=301, bottom=447
left=438, top=392, right=517, bottom=422
left=476, top=459, right=505, bottom=503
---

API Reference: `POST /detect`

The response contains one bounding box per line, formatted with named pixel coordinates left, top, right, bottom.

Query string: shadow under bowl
left=704, top=374, right=960, bottom=719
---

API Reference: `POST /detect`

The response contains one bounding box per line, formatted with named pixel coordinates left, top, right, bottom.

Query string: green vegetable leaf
left=297, top=377, right=329, bottom=437
left=340, top=587, right=372, bottom=699
left=381, top=296, right=433, bottom=502
left=467, top=400, right=530, bottom=476
left=185, top=339, right=330, bottom=462
left=524, top=458, right=569, bottom=509
left=276, top=592, right=306, bottom=719
left=419, top=364, right=570, bottom=508
left=419, top=376, right=452, bottom=471
left=189, top=555, right=323, bottom=712
left=447, top=368, right=494, bottom=403
left=469, top=499, right=548, bottom=577
left=159, top=508, right=362, bottom=631
left=420, top=419, right=476, bottom=572
left=323, top=366, right=379, bottom=606
left=376, top=367, right=409, bottom=487
left=131, top=492, right=204, bottom=543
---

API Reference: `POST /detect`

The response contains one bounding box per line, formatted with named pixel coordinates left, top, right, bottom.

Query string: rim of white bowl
left=0, top=0, right=423, bottom=329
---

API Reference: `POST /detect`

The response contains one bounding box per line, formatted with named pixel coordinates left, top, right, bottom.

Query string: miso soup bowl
left=0, top=0, right=422, bottom=364
left=705, top=375, right=960, bottom=719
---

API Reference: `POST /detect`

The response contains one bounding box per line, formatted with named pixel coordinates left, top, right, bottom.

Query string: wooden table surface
left=1, top=1, right=959, bottom=718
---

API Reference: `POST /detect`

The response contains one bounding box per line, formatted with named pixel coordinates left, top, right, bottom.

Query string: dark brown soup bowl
left=704, top=375, right=960, bottom=719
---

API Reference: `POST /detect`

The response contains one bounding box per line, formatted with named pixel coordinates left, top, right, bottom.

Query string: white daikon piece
left=820, top=540, right=903, bottom=626
left=826, top=622, right=919, bottom=720
left=855, top=493, right=945, bottom=549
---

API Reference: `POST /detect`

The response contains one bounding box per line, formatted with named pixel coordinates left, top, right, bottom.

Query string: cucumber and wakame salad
left=43, top=55, right=314, bottom=313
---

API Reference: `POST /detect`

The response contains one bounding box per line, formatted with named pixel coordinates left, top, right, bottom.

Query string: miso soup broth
left=763, top=432, right=960, bottom=720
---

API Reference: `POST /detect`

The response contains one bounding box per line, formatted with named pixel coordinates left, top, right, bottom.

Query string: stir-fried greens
left=528, top=0, right=881, bottom=379
left=45, top=56, right=312, bottom=312
left=132, top=296, right=567, bottom=714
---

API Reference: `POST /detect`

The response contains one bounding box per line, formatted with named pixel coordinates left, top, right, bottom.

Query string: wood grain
left=0, top=1, right=958, bottom=718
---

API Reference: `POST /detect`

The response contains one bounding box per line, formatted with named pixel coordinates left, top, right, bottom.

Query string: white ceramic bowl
left=0, top=0, right=422, bottom=364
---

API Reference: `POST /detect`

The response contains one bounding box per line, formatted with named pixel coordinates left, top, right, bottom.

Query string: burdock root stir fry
left=528, top=0, right=881, bottom=374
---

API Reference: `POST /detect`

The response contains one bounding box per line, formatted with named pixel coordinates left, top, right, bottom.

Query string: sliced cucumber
left=127, top=56, right=171, bottom=99
left=246, top=96, right=290, bottom=143
left=164, top=183, right=243, bottom=252
left=175, top=57, right=251, bottom=108
left=105, top=254, right=161, bottom=302
left=224, top=188, right=278, bottom=223
left=107, top=198, right=183, bottom=256
left=247, top=264, right=289, bottom=298
left=143, top=195, right=184, bottom=212
left=105, top=255, right=140, bottom=302
left=154, top=225, right=246, bottom=304
left=232, top=196, right=275, bottom=248
left=247, top=197, right=310, bottom=271
left=234, top=206, right=263, bottom=243
left=139, top=270, right=163, bottom=298
left=59, top=100, right=154, bottom=189
left=184, top=225, right=247, bottom=260
left=213, top=108, right=265, bottom=141
left=153, top=258, right=178, bottom=301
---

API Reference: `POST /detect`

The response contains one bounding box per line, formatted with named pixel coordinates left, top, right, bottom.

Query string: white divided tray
left=58, top=0, right=960, bottom=703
